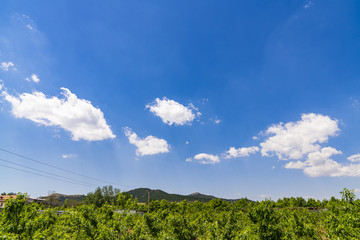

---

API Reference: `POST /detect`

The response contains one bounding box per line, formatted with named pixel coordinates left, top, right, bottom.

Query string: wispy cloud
left=210, top=116, right=221, bottom=124
left=146, top=97, right=201, bottom=126
left=0, top=62, right=17, bottom=71
left=20, top=14, right=36, bottom=31
left=124, top=127, right=170, bottom=156
left=2, top=87, right=116, bottom=141
left=351, top=97, right=360, bottom=109
left=304, top=1, right=313, bottom=9
left=62, top=154, right=77, bottom=159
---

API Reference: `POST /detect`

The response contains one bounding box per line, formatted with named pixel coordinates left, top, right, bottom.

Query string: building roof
left=0, top=195, right=17, bottom=201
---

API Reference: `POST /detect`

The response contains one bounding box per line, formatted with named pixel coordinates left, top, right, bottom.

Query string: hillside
left=39, top=193, right=84, bottom=204
left=126, top=188, right=244, bottom=203
left=38, top=188, right=249, bottom=205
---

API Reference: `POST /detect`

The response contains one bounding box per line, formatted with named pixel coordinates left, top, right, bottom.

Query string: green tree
left=85, top=185, right=120, bottom=207
left=340, top=188, right=356, bottom=203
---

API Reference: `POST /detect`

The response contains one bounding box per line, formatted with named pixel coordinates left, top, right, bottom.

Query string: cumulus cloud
left=26, top=74, right=40, bottom=83
left=348, top=154, right=360, bottom=162
left=285, top=147, right=360, bottom=177
left=260, top=113, right=340, bottom=160
left=260, top=113, right=360, bottom=177
left=224, top=146, right=259, bottom=159
left=188, top=146, right=258, bottom=164
left=285, top=147, right=342, bottom=177
left=124, top=127, right=170, bottom=156
left=0, top=62, right=16, bottom=71
left=62, top=154, right=77, bottom=159
left=2, top=87, right=115, bottom=141
left=193, top=153, right=220, bottom=164
left=146, top=97, right=201, bottom=126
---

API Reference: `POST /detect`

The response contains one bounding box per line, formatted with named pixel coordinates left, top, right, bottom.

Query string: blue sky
left=1, top=0, right=360, bottom=201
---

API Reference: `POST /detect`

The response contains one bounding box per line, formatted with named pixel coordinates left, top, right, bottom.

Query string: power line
left=0, top=163, right=94, bottom=188
left=0, top=157, right=97, bottom=188
left=0, top=148, right=115, bottom=185
left=0, top=147, right=135, bottom=189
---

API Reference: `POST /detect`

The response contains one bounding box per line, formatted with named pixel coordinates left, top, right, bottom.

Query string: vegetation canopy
left=0, top=187, right=359, bottom=239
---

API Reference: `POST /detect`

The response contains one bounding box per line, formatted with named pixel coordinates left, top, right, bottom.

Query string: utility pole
left=147, top=190, right=150, bottom=212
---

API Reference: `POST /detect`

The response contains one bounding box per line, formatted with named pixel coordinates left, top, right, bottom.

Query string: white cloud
left=224, top=146, right=259, bottom=159
left=260, top=114, right=360, bottom=177
left=185, top=157, right=192, bottom=162
left=190, top=146, right=259, bottom=164
left=2, top=87, right=115, bottom=141
left=20, top=14, right=36, bottom=31
left=210, top=116, right=221, bottom=124
left=62, top=154, right=77, bottom=159
left=185, top=141, right=189, bottom=144
left=124, top=127, right=170, bottom=156
left=304, top=1, right=313, bottom=8
left=284, top=160, right=308, bottom=169
left=146, top=97, right=200, bottom=126
left=25, top=74, right=40, bottom=83
left=260, top=113, right=340, bottom=160
left=29, top=73, right=40, bottom=83
left=22, top=14, right=30, bottom=19
left=0, top=62, right=16, bottom=71
left=200, top=98, right=209, bottom=104
left=252, top=136, right=259, bottom=140
left=285, top=147, right=360, bottom=177
left=348, top=154, right=360, bottom=162
left=26, top=24, right=34, bottom=30
left=303, top=147, right=342, bottom=177
left=193, top=153, right=220, bottom=164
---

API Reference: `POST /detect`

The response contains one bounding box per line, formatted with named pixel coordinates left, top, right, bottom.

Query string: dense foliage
left=1, top=188, right=359, bottom=239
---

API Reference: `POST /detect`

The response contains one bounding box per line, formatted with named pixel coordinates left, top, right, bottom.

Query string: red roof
left=0, top=195, right=17, bottom=201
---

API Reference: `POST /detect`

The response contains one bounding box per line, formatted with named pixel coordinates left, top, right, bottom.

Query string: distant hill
left=38, top=189, right=250, bottom=205
left=126, top=188, right=245, bottom=203
left=39, top=193, right=84, bottom=204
